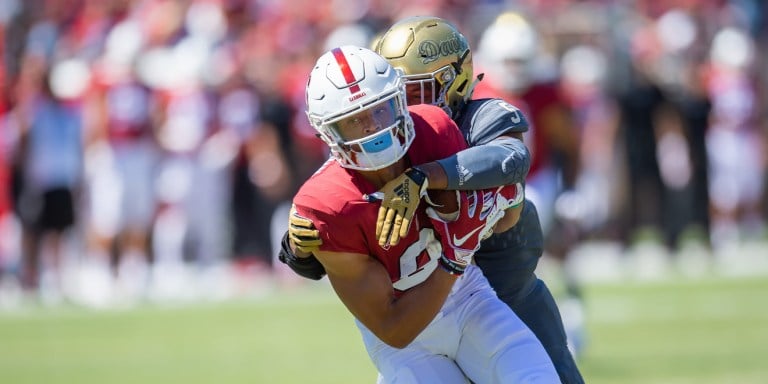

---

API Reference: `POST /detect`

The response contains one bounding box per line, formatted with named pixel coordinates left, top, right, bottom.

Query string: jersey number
left=496, top=101, right=522, bottom=123
left=392, top=228, right=442, bottom=291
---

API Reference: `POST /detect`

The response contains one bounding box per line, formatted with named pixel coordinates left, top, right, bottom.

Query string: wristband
left=438, top=253, right=466, bottom=276
left=407, top=166, right=438, bottom=206
left=278, top=231, right=328, bottom=280
left=405, top=166, right=428, bottom=188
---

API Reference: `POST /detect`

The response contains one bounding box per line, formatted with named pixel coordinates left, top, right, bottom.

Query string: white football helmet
left=306, top=45, right=414, bottom=171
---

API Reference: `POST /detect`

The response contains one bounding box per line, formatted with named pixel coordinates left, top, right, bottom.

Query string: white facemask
left=349, top=128, right=406, bottom=170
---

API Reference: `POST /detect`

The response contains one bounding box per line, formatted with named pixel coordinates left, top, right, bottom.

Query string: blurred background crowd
left=0, top=0, right=767, bottom=308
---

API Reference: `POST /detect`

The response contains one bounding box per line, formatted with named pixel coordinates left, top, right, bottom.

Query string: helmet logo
left=418, top=34, right=465, bottom=64
left=349, top=91, right=367, bottom=102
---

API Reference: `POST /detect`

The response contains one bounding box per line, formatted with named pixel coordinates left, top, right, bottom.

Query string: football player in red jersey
left=291, top=45, right=559, bottom=383
left=281, top=16, right=583, bottom=383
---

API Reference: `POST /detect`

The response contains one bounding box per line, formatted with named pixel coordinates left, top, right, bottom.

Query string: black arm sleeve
left=277, top=231, right=327, bottom=280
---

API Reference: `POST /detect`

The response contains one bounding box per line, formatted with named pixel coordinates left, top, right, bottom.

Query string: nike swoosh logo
left=452, top=225, right=485, bottom=247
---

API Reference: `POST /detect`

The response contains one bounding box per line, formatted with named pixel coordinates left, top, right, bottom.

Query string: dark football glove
left=278, top=231, right=326, bottom=280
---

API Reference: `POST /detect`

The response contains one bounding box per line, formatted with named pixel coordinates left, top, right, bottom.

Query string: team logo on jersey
left=418, top=34, right=466, bottom=64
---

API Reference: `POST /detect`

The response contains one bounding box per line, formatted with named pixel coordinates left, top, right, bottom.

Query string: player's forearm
left=433, top=136, right=531, bottom=190
left=372, top=268, right=457, bottom=349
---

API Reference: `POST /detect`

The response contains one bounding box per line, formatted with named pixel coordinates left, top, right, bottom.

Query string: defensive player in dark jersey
left=280, top=17, right=583, bottom=383
left=293, top=45, right=558, bottom=383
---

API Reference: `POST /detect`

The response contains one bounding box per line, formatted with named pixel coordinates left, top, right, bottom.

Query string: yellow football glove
left=288, top=204, right=322, bottom=254
left=374, top=167, right=429, bottom=247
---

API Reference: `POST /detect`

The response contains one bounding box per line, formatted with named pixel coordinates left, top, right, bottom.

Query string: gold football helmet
left=374, top=16, right=474, bottom=118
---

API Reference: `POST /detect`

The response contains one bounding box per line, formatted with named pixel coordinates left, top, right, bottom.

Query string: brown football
left=427, top=190, right=459, bottom=214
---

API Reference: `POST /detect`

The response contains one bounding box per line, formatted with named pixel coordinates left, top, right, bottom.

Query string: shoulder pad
left=459, top=99, right=529, bottom=146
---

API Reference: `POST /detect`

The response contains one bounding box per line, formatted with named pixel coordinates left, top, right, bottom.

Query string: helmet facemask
left=403, top=64, right=456, bottom=114
left=310, top=82, right=413, bottom=171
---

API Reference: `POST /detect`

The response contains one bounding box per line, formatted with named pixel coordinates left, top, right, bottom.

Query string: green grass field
left=1, top=276, right=767, bottom=383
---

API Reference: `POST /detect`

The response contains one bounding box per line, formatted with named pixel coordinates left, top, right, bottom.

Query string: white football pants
left=357, top=265, right=560, bottom=384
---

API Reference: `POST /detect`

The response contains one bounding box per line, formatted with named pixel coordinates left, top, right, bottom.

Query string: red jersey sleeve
left=292, top=162, right=375, bottom=255
left=406, top=104, right=468, bottom=165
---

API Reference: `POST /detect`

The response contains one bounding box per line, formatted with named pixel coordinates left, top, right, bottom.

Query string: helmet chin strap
left=448, top=72, right=483, bottom=119
left=441, top=104, right=453, bottom=118
left=465, top=73, right=484, bottom=102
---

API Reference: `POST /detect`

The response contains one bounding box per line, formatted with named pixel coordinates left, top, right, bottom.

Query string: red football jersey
left=293, top=104, right=466, bottom=291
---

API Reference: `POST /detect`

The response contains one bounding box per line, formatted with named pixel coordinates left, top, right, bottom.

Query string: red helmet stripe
left=331, top=48, right=361, bottom=94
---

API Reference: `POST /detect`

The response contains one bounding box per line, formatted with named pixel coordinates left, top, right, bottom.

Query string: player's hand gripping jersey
left=293, top=104, right=522, bottom=290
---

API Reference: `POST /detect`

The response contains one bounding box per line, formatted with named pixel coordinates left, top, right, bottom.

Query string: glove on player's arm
left=277, top=204, right=326, bottom=280
left=278, top=231, right=326, bottom=280
left=374, top=167, right=430, bottom=248
left=288, top=204, right=322, bottom=254
left=428, top=183, right=524, bottom=275
left=427, top=190, right=488, bottom=276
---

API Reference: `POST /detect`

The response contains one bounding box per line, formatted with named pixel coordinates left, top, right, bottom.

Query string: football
left=428, top=190, right=459, bottom=215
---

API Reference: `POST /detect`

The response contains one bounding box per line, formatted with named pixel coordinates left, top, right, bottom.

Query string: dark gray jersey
left=455, top=99, right=582, bottom=382
left=456, top=98, right=529, bottom=146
